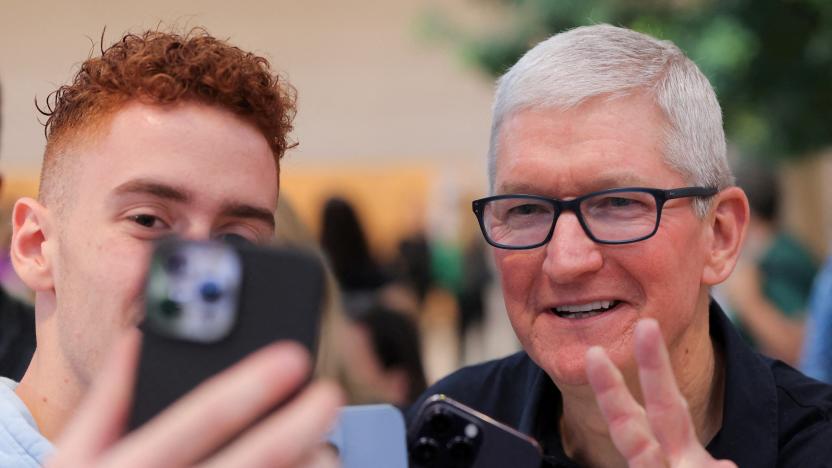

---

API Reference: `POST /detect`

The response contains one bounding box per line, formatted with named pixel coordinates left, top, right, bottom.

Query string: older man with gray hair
left=409, top=24, right=832, bottom=467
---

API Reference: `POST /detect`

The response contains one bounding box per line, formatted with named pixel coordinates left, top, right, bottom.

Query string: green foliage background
left=424, top=0, right=832, bottom=162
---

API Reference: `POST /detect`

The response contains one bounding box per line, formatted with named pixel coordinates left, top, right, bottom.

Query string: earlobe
left=701, top=187, right=750, bottom=286
left=11, top=197, right=56, bottom=291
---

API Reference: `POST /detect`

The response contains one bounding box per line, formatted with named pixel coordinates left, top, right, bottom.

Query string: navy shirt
left=407, top=302, right=832, bottom=467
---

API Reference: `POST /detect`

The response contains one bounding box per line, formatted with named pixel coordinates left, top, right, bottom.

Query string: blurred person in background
left=390, top=232, right=433, bottom=310
left=409, top=24, right=832, bottom=466
left=1, top=28, right=341, bottom=467
left=0, top=78, right=37, bottom=381
left=273, top=195, right=355, bottom=394
left=724, top=165, right=818, bottom=365
left=317, top=195, right=432, bottom=404
left=455, top=223, right=493, bottom=362
left=802, top=254, right=832, bottom=383
left=319, top=196, right=388, bottom=317
left=340, top=305, right=427, bottom=408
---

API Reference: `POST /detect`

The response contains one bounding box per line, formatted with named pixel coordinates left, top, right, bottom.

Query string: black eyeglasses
left=472, top=186, right=717, bottom=250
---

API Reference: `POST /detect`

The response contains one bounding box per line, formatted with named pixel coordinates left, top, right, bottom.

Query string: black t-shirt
left=0, top=286, right=35, bottom=380
left=407, top=301, right=832, bottom=467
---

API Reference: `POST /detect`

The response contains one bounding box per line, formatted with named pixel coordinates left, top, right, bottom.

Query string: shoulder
left=769, top=360, right=832, bottom=465
left=0, top=379, right=52, bottom=466
left=405, top=352, right=540, bottom=427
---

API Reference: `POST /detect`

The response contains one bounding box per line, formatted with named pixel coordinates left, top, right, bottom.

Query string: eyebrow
left=220, top=202, right=276, bottom=229
left=114, top=179, right=191, bottom=202
left=113, top=178, right=275, bottom=229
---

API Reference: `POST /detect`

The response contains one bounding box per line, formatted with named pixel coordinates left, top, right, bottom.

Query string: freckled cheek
left=99, top=242, right=154, bottom=307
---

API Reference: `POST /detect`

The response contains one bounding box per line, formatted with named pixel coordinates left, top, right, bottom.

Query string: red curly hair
left=38, top=28, right=296, bottom=205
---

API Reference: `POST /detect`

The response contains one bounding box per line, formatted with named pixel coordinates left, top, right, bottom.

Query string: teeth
left=553, top=300, right=618, bottom=318
left=563, top=310, right=604, bottom=319
left=555, top=301, right=615, bottom=313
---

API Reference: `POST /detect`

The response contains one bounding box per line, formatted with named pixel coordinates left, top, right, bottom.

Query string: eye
left=507, top=203, right=548, bottom=216
left=130, top=214, right=168, bottom=230
left=608, top=197, right=636, bottom=207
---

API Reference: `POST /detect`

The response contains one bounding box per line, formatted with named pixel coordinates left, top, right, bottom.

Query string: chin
left=531, top=339, right=635, bottom=388
left=530, top=344, right=593, bottom=387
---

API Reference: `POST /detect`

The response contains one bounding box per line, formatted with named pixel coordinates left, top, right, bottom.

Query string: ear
left=10, top=197, right=56, bottom=291
left=701, top=187, right=749, bottom=286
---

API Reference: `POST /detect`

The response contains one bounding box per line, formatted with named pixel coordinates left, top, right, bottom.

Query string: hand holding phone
left=47, top=330, right=343, bottom=468
left=408, top=394, right=543, bottom=468
left=129, top=238, right=326, bottom=429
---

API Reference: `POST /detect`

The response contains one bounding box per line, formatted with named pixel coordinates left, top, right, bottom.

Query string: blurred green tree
left=423, top=0, right=832, bottom=161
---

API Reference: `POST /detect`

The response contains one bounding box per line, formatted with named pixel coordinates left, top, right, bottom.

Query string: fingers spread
left=198, top=380, right=344, bottom=468
left=634, top=319, right=698, bottom=460
left=101, top=341, right=312, bottom=467
left=585, top=346, right=665, bottom=466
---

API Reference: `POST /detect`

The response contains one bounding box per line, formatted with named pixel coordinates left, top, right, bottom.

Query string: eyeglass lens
left=482, top=190, right=660, bottom=247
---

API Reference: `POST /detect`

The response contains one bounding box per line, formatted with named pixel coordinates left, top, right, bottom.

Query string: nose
left=178, top=223, right=214, bottom=242
left=541, top=212, right=603, bottom=284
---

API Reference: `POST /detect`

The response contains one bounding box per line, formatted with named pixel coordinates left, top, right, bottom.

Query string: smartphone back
left=408, top=394, right=543, bottom=468
left=328, top=405, right=408, bottom=468
left=128, top=239, right=325, bottom=430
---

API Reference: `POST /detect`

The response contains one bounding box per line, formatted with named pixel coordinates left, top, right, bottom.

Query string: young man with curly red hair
left=1, top=29, right=342, bottom=467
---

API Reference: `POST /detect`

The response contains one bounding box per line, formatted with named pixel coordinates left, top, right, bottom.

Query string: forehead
left=72, top=101, right=278, bottom=208
left=494, top=94, right=685, bottom=195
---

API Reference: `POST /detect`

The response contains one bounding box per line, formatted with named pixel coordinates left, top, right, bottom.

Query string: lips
left=551, top=300, right=621, bottom=319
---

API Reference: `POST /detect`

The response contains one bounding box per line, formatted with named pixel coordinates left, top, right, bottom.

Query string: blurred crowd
left=2, top=19, right=831, bottom=466
left=1, top=178, right=832, bottom=408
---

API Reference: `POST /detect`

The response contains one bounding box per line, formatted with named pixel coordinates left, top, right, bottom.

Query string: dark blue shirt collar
left=519, top=301, right=779, bottom=467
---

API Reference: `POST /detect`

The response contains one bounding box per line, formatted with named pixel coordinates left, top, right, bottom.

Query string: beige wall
left=0, top=0, right=498, bottom=185
left=1, top=2, right=828, bottom=257
left=782, top=152, right=832, bottom=258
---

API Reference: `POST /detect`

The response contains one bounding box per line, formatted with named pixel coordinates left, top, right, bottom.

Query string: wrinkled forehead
left=492, top=97, right=679, bottom=194
left=493, top=96, right=674, bottom=181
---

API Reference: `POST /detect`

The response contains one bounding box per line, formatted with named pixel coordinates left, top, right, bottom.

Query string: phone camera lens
left=159, top=299, right=181, bottom=319
left=165, top=254, right=186, bottom=274
left=427, top=409, right=453, bottom=436
left=200, top=281, right=223, bottom=303
left=411, top=437, right=440, bottom=464
left=447, top=436, right=476, bottom=467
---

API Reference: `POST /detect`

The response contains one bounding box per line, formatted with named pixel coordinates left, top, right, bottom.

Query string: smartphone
left=128, top=238, right=325, bottom=430
left=327, top=404, right=408, bottom=468
left=408, top=394, right=543, bottom=468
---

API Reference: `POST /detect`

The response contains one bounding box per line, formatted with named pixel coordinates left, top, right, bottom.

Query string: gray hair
left=488, top=24, right=733, bottom=215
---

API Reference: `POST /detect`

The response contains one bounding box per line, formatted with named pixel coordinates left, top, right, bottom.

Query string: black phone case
left=128, top=240, right=325, bottom=430
left=408, top=395, right=543, bottom=468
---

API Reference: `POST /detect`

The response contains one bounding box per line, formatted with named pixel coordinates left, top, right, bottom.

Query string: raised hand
left=47, top=330, right=343, bottom=468
left=585, top=319, right=735, bottom=468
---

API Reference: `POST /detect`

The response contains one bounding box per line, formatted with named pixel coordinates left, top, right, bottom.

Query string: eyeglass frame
left=471, top=186, right=719, bottom=250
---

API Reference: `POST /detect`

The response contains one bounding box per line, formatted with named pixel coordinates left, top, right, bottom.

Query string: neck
left=558, top=301, right=725, bottom=467
left=15, top=349, right=87, bottom=441
left=15, top=295, right=89, bottom=442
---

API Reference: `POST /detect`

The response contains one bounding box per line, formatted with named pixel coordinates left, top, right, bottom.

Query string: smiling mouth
left=551, top=300, right=621, bottom=319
